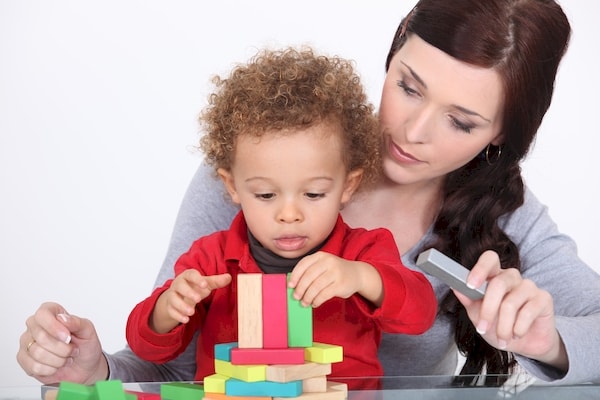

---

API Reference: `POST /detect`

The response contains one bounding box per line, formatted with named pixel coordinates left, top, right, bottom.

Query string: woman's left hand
left=455, top=250, right=568, bottom=372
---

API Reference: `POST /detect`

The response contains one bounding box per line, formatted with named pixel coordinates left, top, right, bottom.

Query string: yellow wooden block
left=237, top=273, right=263, bottom=348
left=274, top=387, right=346, bottom=400
left=302, top=376, right=327, bottom=393
left=304, top=343, right=343, bottom=364
left=215, top=359, right=267, bottom=382
left=204, top=392, right=272, bottom=400
left=204, top=373, right=229, bottom=393
left=266, top=363, right=331, bottom=383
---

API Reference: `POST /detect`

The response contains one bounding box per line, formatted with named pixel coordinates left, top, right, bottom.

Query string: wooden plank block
left=287, top=273, right=312, bottom=347
left=160, top=382, right=205, bottom=400
left=203, top=373, right=230, bottom=394
left=231, top=347, right=305, bottom=365
left=226, top=378, right=302, bottom=398
left=273, top=387, right=346, bottom=400
left=203, top=392, right=271, bottom=400
left=55, top=381, right=95, bottom=400
left=266, top=363, right=331, bottom=383
left=302, top=376, right=327, bottom=393
left=94, top=380, right=131, bottom=400
left=326, top=381, right=348, bottom=397
left=304, top=343, right=343, bottom=364
left=215, top=359, right=267, bottom=382
left=238, top=273, right=263, bottom=348
left=125, top=390, right=162, bottom=399
left=214, top=342, right=238, bottom=362
left=262, top=274, right=288, bottom=348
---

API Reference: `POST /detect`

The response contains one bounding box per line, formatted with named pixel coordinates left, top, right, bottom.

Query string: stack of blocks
left=50, top=273, right=347, bottom=400
left=202, top=273, right=347, bottom=400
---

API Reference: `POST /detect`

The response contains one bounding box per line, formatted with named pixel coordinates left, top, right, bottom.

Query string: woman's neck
left=342, top=178, right=443, bottom=254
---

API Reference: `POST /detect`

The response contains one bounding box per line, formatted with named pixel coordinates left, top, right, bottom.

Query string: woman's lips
left=388, top=140, right=422, bottom=164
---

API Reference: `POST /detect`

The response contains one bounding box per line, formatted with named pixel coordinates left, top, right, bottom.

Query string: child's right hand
left=152, top=270, right=232, bottom=333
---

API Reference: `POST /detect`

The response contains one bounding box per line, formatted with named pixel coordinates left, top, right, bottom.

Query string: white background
left=1, top=0, right=598, bottom=388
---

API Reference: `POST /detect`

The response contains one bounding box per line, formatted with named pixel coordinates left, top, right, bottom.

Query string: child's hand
left=288, top=252, right=382, bottom=308
left=152, top=270, right=232, bottom=333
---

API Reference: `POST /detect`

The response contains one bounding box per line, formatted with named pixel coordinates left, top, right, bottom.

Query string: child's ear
left=341, top=169, right=363, bottom=204
left=217, top=168, right=241, bottom=204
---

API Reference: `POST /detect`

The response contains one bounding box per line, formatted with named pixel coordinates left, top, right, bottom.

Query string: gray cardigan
left=109, top=163, right=600, bottom=384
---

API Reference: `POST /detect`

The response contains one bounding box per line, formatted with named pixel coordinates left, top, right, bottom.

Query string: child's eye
left=255, top=193, right=275, bottom=200
left=396, top=80, right=419, bottom=96
left=305, top=193, right=326, bottom=200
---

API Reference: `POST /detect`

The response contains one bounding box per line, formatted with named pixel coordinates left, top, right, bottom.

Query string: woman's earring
left=485, top=144, right=502, bottom=165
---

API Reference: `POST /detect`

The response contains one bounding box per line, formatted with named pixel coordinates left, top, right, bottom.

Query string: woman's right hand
left=16, top=302, right=108, bottom=385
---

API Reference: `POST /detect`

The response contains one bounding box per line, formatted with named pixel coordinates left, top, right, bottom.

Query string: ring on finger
left=26, top=339, right=36, bottom=353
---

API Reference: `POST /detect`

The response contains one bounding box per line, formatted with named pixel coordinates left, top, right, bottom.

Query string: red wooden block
left=231, top=347, right=305, bottom=365
left=262, top=274, right=288, bottom=348
left=126, top=390, right=161, bottom=399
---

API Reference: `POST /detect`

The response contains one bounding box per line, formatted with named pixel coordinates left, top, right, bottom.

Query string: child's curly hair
left=199, top=47, right=381, bottom=191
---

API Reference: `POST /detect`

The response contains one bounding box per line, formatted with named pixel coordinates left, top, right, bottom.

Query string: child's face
left=219, top=121, right=362, bottom=259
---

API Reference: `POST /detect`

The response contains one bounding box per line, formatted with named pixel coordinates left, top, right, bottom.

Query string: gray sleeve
left=501, top=187, right=600, bottom=384
left=107, top=163, right=238, bottom=382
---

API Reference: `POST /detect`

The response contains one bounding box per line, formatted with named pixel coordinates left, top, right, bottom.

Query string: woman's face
left=379, top=34, right=505, bottom=188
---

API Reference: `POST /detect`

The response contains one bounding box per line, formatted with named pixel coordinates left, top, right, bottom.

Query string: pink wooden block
left=262, top=274, right=288, bottom=348
left=231, top=347, right=305, bottom=365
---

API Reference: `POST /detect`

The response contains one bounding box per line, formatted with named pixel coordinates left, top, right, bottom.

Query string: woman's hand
left=455, top=250, right=568, bottom=372
left=16, top=302, right=108, bottom=385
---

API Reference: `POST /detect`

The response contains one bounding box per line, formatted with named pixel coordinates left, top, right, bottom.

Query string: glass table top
left=1, top=375, right=598, bottom=400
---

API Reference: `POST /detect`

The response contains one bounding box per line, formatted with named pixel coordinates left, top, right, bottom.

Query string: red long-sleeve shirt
left=126, top=212, right=436, bottom=386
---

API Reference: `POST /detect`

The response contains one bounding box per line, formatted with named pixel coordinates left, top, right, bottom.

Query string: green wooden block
left=160, top=382, right=205, bottom=400
left=95, top=380, right=128, bottom=400
left=56, top=381, right=95, bottom=400
left=287, top=273, right=313, bottom=347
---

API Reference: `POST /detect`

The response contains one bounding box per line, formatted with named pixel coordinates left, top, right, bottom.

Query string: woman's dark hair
left=385, top=0, right=571, bottom=386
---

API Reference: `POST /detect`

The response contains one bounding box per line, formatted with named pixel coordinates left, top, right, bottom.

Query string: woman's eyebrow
left=401, top=61, right=492, bottom=123
left=400, top=61, right=427, bottom=88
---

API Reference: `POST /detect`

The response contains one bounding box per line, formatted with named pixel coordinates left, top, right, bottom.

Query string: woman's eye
left=449, top=117, right=474, bottom=134
left=305, top=192, right=325, bottom=200
left=255, top=193, right=275, bottom=200
left=396, top=80, right=418, bottom=96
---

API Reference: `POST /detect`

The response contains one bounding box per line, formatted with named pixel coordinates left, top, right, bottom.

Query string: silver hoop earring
left=485, top=144, right=502, bottom=166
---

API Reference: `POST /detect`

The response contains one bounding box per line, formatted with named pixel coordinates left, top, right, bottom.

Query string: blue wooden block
left=214, top=342, right=238, bottom=362
left=225, top=378, right=302, bottom=398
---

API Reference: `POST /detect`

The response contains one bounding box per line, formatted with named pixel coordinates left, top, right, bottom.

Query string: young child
left=126, top=47, right=436, bottom=387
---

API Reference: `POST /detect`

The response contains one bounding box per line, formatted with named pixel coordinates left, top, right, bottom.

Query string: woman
left=18, top=0, right=600, bottom=386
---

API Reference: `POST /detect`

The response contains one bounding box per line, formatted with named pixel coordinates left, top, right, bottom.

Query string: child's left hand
left=287, top=251, right=381, bottom=307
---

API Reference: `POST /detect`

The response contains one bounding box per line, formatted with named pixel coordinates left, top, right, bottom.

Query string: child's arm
left=287, top=252, right=383, bottom=307
left=151, top=269, right=232, bottom=333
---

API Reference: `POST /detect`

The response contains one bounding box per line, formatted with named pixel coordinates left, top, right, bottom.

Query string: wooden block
left=226, top=378, right=302, bottom=398
left=125, top=390, right=162, bottom=399
left=43, top=389, right=58, bottom=400
left=231, top=347, right=305, bottom=365
left=160, top=382, right=205, bottom=400
left=203, top=373, right=230, bottom=394
left=215, top=359, right=267, bottom=382
left=215, top=342, right=238, bottom=362
left=287, top=273, right=312, bottom=347
left=95, top=380, right=131, bottom=400
left=238, top=273, right=263, bottom=348
left=56, top=381, right=95, bottom=400
left=203, top=392, right=271, bottom=400
left=326, top=382, right=348, bottom=397
left=262, top=274, right=288, bottom=348
left=266, top=363, right=331, bottom=383
left=273, top=386, right=346, bottom=400
left=302, top=376, right=327, bottom=393
left=304, top=343, right=343, bottom=364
